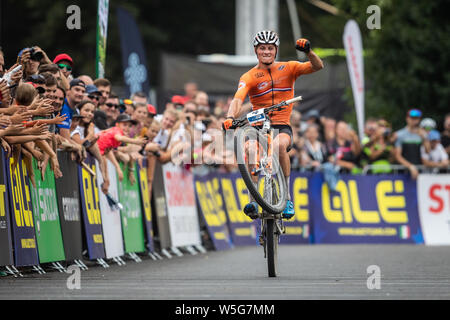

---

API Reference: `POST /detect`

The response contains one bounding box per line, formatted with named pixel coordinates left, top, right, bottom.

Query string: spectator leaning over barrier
left=78, top=75, right=94, bottom=86
left=38, top=63, right=70, bottom=91
left=57, top=78, right=85, bottom=140
left=123, top=98, right=135, bottom=117
left=96, top=113, right=146, bottom=181
left=289, top=110, right=304, bottom=169
left=129, top=102, right=148, bottom=138
left=99, top=92, right=120, bottom=128
left=7, top=83, right=65, bottom=184
left=421, top=130, right=449, bottom=171
left=420, top=117, right=437, bottom=133
left=84, top=84, right=102, bottom=109
left=93, top=78, right=111, bottom=106
left=194, top=90, right=210, bottom=112
left=183, top=81, right=198, bottom=103
left=300, top=124, right=327, bottom=171
left=440, top=113, right=450, bottom=157
left=53, top=53, right=74, bottom=81
left=362, top=119, right=395, bottom=174
left=394, top=109, right=429, bottom=179
left=326, top=121, right=362, bottom=174
left=71, top=100, right=109, bottom=193
left=130, top=91, right=148, bottom=104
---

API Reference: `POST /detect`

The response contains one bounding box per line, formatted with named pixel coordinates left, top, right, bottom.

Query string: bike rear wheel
left=234, top=125, right=287, bottom=214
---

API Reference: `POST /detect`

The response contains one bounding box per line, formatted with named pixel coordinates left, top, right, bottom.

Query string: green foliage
left=332, top=0, right=450, bottom=128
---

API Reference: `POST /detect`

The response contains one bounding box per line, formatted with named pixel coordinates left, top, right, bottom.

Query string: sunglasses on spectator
left=57, top=63, right=72, bottom=72
left=106, top=103, right=119, bottom=109
left=88, top=95, right=100, bottom=101
left=408, top=109, right=422, bottom=118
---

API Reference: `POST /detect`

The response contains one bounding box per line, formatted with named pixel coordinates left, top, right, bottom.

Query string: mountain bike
left=228, top=96, right=302, bottom=277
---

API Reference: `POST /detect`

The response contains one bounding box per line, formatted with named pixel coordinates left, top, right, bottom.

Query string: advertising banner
left=343, top=20, right=365, bottom=140
left=218, top=172, right=259, bottom=246
left=116, top=6, right=150, bottom=99
left=137, top=160, right=154, bottom=252
left=310, top=173, right=423, bottom=244
left=5, top=156, right=39, bottom=267
left=78, top=156, right=105, bottom=259
left=284, top=172, right=312, bottom=244
left=194, top=172, right=233, bottom=250
left=417, top=174, right=450, bottom=245
left=152, top=162, right=171, bottom=249
left=96, top=0, right=109, bottom=78
left=30, top=158, right=65, bottom=264
left=162, top=163, right=201, bottom=248
left=96, top=159, right=124, bottom=258
left=0, top=150, right=13, bottom=266
left=118, top=162, right=146, bottom=253
left=55, top=151, right=83, bottom=261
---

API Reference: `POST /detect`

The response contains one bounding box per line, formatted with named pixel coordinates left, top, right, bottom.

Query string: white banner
left=343, top=20, right=365, bottom=140
left=418, top=174, right=450, bottom=245
left=162, top=163, right=201, bottom=247
left=96, top=159, right=124, bottom=258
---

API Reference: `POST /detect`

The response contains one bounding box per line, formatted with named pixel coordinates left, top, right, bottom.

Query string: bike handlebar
left=229, top=96, right=302, bottom=129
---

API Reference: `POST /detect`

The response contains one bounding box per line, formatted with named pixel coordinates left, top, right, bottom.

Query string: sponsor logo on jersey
left=257, top=81, right=270, bottom=90
left=278, top=64, right=285, bottom=71
left=255, top=72, right=265, bottom=78
left=238, top=81, right=246, bottom=90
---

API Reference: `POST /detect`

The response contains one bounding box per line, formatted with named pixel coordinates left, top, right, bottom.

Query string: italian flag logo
left=399, top=225, right=410, bottom=239
left=303, top=225, right=309, bottom=239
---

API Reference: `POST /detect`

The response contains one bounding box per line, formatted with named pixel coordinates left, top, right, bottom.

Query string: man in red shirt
left=223, top=30, right=323, bottom=219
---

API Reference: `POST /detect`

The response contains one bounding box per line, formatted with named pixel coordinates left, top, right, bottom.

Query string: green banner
left=30, top=158, right=65, bottom=263
left=118, top=162, right=146, bottom=253
left=96, top=0, right=109, bottom=78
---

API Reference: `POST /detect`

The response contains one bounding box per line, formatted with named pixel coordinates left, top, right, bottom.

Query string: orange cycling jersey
left=234, top=61, right=314, bottom=125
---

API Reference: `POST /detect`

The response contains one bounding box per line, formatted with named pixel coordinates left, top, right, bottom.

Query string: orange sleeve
left=288, top=61, right=314, bottom=78
left=233, top=73, right=251, bottom=102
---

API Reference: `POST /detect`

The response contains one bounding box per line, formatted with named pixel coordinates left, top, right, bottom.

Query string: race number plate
left=247, top=109, right=265, bottom=124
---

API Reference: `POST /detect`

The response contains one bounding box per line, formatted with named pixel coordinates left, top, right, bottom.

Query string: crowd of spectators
left=288, top=108, right=450, bottom=179
left=1, top=45, right=447, bottom=200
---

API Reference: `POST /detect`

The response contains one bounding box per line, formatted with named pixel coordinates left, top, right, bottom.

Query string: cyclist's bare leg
left=273, top=133, right=291, bottom=200
left=244, top=140, right=260, bottom=202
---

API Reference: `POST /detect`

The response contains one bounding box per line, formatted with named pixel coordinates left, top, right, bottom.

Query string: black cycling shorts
left=254, top=124, right=294, bottom=152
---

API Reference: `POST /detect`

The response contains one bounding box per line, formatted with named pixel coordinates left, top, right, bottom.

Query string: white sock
left=285, top=175, right=291, bottom=201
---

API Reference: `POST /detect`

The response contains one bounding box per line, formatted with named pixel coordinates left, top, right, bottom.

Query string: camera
left=29, top=47, right=44, bottom=62
left=383, top=129, right=391, bottom=137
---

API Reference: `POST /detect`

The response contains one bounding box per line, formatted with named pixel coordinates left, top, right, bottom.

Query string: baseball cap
left=147, top=104, right=156, bottom=115
left=85, top=84, right=101, bottom=95
left=171, top=95, right=186, bottom=105
left=428, top=130, right=441, bottom=141
left=53, top=53, right=73, bottom=65
left=420, top=117, right=436, bottom=130
left=26, top=81, right=45, bottom=94
left=70, top=78, right=86, bottom=89
left=304, top=109, right=320, bottom=121
left=407, top=109, right=422, bottom=118
left=116, top=114, right=138, bottom=125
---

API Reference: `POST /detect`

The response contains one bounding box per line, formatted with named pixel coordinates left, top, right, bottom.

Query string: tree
left=333, top=0, right=450, bottom=129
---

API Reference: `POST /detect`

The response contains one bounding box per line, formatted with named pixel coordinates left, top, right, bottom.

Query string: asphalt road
left=1, top=244, right=450, bottom=300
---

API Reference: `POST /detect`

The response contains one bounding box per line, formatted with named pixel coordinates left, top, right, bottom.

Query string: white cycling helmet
left=420, top=117, right=436, bottom=129
left=253, top=30, right=280, bottom=47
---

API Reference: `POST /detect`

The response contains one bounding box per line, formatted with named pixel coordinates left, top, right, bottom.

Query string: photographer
left=362, top=119, right=395, bottom=173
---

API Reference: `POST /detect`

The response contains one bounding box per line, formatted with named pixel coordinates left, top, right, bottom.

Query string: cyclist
left=223, top=30, right=323, bottom=219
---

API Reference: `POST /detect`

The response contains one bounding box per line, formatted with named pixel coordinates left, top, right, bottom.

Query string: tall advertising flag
left=116, top=7, right=150, bottom=98
left=343, top=20, right=365, bottom=140
left=96, top=0, right=109, bottom=78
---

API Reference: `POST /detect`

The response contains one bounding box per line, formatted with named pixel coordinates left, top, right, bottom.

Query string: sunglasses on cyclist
left=57, top=63, right=72, bottom=72
left=106, top=103, right=119, bottom=109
